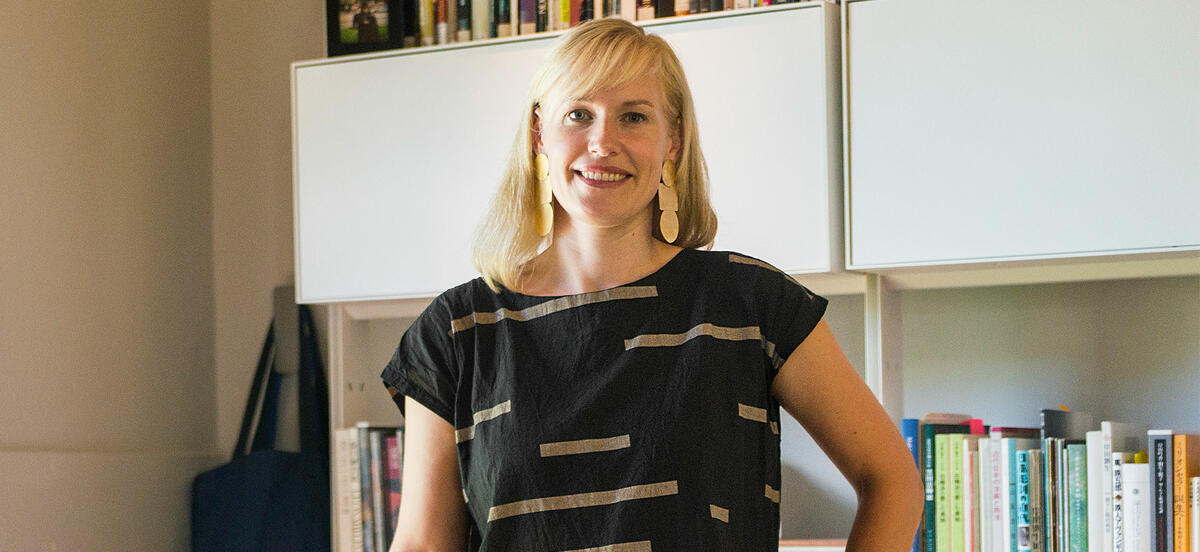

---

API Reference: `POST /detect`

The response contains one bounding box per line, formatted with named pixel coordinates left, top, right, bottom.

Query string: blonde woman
left=382, top=18, right=922, bottom=551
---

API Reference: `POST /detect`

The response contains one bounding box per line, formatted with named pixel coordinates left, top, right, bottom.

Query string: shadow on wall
left=779, top=423, right=857, bottom=538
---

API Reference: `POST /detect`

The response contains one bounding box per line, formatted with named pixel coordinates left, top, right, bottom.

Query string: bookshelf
left=294, top=0, right=1200, bottom=548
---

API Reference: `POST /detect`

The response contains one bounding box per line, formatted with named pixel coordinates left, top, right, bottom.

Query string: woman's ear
left=668, top=117, right=683, bottom=162
left=532, top=106, right=544, bottom=154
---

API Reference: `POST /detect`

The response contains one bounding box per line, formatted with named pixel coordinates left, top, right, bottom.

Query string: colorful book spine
left=1150, top=430, right=1175, bottom=552
left=457, top=0, right=471, bottom=40
left=1115, top=453, right=1130, bottom=552
left=496, top=0, right=512, bottom=35
left=358, top=425, right=376, bottom=552
left=385, top=434, right=403, bottom=549
left=928, top=424, right=973, bottom=552
left=636, top=0, right=654, bottom=19
left=939, top=434, right=953, bottom=552
left=436, top=0, right=449, bottom=43
left=1175, top=436, right=1200, bottom=552
left=1068, top=443, right=1088, bottom=552
left=902, top=418, right=920, bottom=552
left=1018, top=450, right=1033, bottom=552
left=518, top=0, right=535, bottom=33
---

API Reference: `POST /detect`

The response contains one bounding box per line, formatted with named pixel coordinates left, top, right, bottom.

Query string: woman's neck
left=519, top=214, right=681, bottom=296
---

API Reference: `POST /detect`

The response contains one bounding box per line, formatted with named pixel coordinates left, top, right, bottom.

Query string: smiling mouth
left=574, top=169, right=630, bottom=187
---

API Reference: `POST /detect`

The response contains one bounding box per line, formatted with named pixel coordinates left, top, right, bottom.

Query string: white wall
left=0, top=1, right=217, bottom=549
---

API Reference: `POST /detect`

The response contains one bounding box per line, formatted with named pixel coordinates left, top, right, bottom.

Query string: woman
left=382, top=18, right=922, bottom=551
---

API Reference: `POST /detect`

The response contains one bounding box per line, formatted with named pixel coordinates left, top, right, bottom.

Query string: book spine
left=1090, top=430, right=1108, bottom=552
left=1018, top=450, right=1032, bottom=552
left=1176, top=436, right=1192, bottom=552
left=1115, top=454, right=1127, bottom=552
left=619, top=0, right=636, bottom=21
left=335, top=428, right=364, bottom=552
left=518, top=0, right=535, bottom=33
left=496, top=0, right=512, bottom=35
left=980, top=438, right=993, bottom=552
left=536, top=0, right=548, bottom=31
left=1126, top=464, right=1152, bottom=552
left=1068, top=444, right=1088, bottom=552
left=436, top=0, right=449, bottom=44
left=902, top=419, right=921, bottom=552
left=1030, top=450, right=1044, bottom=552
left=370, top=430, right=387, bottom=552
left=927, top=426, right=939, bottom=552
left=457, top=0, right=471, bottom=40
left=967, top=448, right=979, bottom=552
left=953, top=434, right=966, bottom=552
left=358, top=426, right=375, bottom=552
left=674, top=0, right=688, bottom=16
left=385, top=435, right=403, bottom=550
left=1151, top=434, right=1174, bottom=552
left=938, top=434, right=952, bottom=552
left=1190, top=477, right=1199, bottom=552
left=418, top=0, right=435, bottom=46
left=994, top=437, right=1007, bottom=552
left=636, top=0, right=654, bottom=20
left=446, top=0, right=457, bottom=42
left=403, top=0, right=419, bottom=47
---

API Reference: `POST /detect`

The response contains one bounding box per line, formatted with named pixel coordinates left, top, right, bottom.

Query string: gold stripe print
left=449, top=286, right=658, bottom=335
left=455, top=400, right=512, bottom=443
left=624, top=323, right=762, bottom=350
left=487, top=481, right=679, bottom=522
left=727, top=253, right=815, bottom=299
left=738, top=403, right=780, bottom=435
left=709, top=504, right=730, bottom=523
left=562, top=541, right=652, bottom=552
left=765, top=484, right=781, bottom=504
left=540, top=435, right=632, bottom=457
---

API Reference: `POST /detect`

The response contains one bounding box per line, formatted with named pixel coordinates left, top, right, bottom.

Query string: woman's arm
left=771, top=318, right=924, bottom=552
left=389, top=396, right=469, bottom=552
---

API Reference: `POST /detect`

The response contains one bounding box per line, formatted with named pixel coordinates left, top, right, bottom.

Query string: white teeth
left=580, top=171, right=626, bottom=182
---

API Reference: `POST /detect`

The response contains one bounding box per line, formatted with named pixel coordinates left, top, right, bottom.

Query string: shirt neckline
left=496, top=247, right=694, bottom=300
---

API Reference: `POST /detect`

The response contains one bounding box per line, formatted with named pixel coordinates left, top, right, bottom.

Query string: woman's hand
left=772, top=319, right=924, bottom=552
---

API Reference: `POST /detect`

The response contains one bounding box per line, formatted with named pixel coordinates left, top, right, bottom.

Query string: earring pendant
left=658, top=160, right=679, bottom=243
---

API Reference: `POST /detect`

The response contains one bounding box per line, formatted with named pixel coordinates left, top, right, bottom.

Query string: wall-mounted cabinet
left=843, top=0, right=1200, bottom=270
left=293, top=2, right=844, bottom=305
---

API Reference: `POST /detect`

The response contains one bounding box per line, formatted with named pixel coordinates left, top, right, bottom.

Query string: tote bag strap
left=233, top=321, right=276, bottom=461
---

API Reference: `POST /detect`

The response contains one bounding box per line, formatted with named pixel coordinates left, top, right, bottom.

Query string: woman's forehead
left=546, top=71, right=666, bottom=109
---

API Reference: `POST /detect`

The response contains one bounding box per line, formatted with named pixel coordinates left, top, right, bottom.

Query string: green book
left=937, top=433, right=951, bottom=552
left=951, top=433, right=965, bottom=552
left=1067, top=444, right=1088, bottom=552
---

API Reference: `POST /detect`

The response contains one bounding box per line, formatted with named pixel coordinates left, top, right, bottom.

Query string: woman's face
left=535, top=73, right=680, bottom=235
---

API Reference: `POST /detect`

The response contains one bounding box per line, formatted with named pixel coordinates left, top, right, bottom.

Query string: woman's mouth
left=574, top=169, right=630, bottom=188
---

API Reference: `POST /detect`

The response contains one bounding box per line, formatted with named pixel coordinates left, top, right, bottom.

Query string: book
left=358, top=425, right=376, bottom=552
left=1126, top=461, right=1152, bottom=552
left=1106, top=423, right=1150, bottom=552
left=334, top=427, right=365, bottom=552
left=404, top=0, right=419, bottom=47
left=1175, top=435, right=1200, bottom=552
left=902, top=418, right=921, bottom=552
left=369, top=429, right=388, bottom=550
left=518, top=0, right=535, bottom=33
left=966, top=440, right=981, bottom=552
left=1030, top=449, right=1044, bottom=552
left=1150, top=429, right=1175, bottom=552
left=619, top=0, right=636, bottom=21
left=496, top=0, right=512, bottom=36
left=447, top=0, right=457, bottom=42
left=981, top=436, right=994, bottom=552
left=1075, top=441, right=1094, bottom=552
left=953, top=433, right=967, bottom=552
left=1115, top=452, right=1136, bottom=552
left=1002, top=434, right=1042, bottom=552
left=928, top=422, right=974, bottom=552
left=636, top=0, right=654, bottom=20
left=1018, top=450, right=1033, bottom=552
left=384, top=433, right=404, bottom=550
left=938, top=433, right=954, bottom=552
left=1042, top=409, right=1095, bottom=552
left=456, top=0, right=471, bottom=41
left=418, top=0, right=435, bottom=46
left=436, top=0, right=449, bottom=44
left=473, top=0, right=489, bottom=39
left=1190, top=477, right=1199, bottom=552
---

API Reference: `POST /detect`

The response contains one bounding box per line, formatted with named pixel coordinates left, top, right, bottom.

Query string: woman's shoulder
left=682, top=248, right=790, bottom=276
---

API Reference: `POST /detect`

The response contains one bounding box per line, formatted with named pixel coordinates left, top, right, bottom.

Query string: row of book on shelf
left=904, top=410, right=1200, bottom=552
left=386, top=0, right=808, bottom=49
left=335, top=423, right=403, bottom=552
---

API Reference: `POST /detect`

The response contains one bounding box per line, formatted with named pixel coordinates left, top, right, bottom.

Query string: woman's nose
left=587, top=119, right=618, bottom=157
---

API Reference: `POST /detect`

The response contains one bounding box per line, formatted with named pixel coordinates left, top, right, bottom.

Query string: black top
left=381, top=248, right=828, bottom=551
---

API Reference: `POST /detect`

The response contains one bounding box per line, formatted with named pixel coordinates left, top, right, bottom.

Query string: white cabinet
left=293, top=3, right=844, bottom=304
left=843, top=0, right=1200, bottom=269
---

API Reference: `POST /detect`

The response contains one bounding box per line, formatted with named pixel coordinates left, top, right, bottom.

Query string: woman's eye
left=623, top=112, right=648, bottom=123
left=566, top=109, right=591, bottom=122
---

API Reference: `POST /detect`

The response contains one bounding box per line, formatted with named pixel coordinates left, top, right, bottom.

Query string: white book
left=1103, top=422, right=1150, bottom=552
left=471, top=0, right=489, bottom=39
left=1124, top=463, right=1152, bottom=552
left=992, top=435, right=1008, bottom=552
left=980, top=437, right=994, bottom=552
left=619, top=0, right=636, bottom=21
left=1113, top=452, right=1135, bottom=552
left=1089, top=430, right=1106, bottom=552
left=335, top=427, right=365, bottom=552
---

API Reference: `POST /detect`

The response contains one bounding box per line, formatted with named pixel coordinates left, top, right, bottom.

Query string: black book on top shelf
left=456, top=0, right=471, bottom=41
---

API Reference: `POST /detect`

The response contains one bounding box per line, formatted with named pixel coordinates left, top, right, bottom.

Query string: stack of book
left=904, top=410, right=1200, bottom=552
left=335, top=422, right=405, bottom=552
left=388, top=0, right=812, bottom=50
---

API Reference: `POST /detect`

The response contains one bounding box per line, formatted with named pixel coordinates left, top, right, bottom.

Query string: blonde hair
left=472, top=17, right=718, bottom=293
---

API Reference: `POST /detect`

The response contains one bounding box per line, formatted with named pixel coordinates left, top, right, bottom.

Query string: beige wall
left=0, top=1, right=216, bottom=550
left=210, top=0, right=325, bottom=459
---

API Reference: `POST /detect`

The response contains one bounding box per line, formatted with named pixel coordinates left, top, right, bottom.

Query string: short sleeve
left=745, top=257, right=828, bottom=373
left=380, top=293, right=459, bottom=425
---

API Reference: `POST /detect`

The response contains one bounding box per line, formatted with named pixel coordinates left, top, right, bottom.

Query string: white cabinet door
left=845, top=0, right=1200, bottom=269
left=294, top=4, right=839, bottom=303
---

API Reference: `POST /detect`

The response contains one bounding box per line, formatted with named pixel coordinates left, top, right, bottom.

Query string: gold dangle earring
left=535, top=153, right=553, bottom=236
left=658, top=159, right=679, bottom=243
